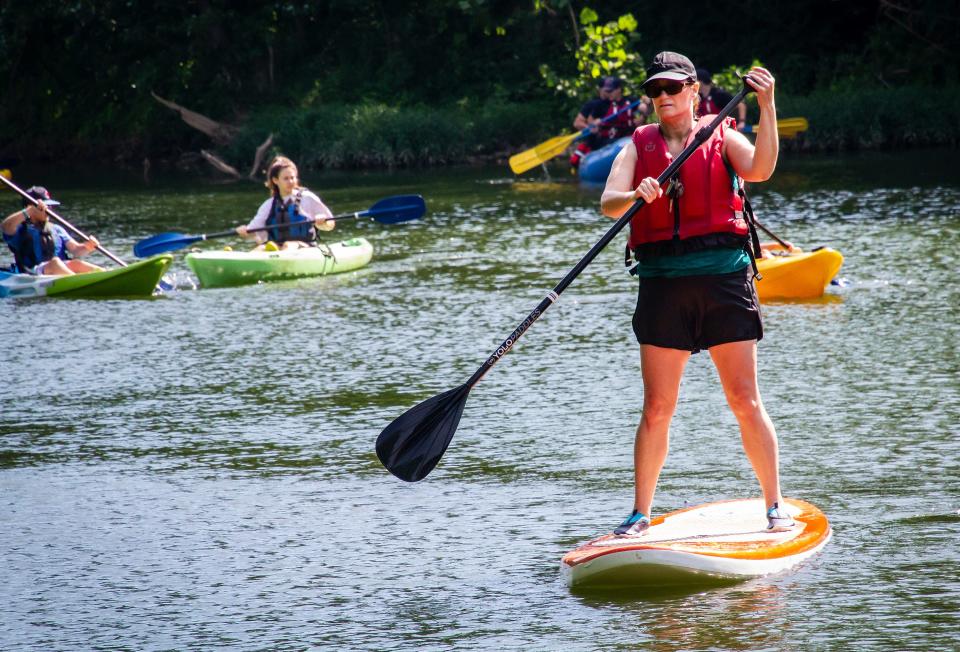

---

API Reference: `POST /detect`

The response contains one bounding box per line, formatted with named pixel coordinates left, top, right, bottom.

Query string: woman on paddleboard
left=237, top=156, right=335, bottom=251
left=600, top=52, right=794, bottom=536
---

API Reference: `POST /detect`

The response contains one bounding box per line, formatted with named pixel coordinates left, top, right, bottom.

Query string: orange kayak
left=755, top=248, right=844, bottom=300
left=561, top=498, right=831, bottom=589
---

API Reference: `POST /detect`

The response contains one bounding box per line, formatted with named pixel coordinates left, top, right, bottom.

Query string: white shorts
left=30, top=260, right=55, bottom=275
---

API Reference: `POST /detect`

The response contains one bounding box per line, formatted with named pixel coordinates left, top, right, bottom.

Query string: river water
left=2, top=149, right=958, bottom=650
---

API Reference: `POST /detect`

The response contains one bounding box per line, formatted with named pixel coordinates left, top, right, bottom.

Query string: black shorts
left=632, top=267, right=763, bottom=353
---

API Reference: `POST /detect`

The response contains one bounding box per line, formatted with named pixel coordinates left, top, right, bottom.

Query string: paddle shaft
left=0, top=175, right=127, bottom=267
left=753, top=217, right=791, bottom=249
left=577, top=99, right=642, bottom=140
left=467, top=87, right=751, bottom=389
left=212, top=205, right=417, bottom=240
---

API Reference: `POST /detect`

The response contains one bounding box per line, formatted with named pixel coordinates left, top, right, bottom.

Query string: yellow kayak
left=755, top=247, right=843, bottom=300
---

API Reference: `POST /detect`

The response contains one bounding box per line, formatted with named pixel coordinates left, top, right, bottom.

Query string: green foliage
left=710, top=61, right=765, bottom=96
left=228, top=99, right=563, bottom=170
left=705, top=60, right=765, bottom=115
left=0, top=1, right=957, bottom=165
left=539, top=7, right=645, bottom=100
left=778, top=86, right=960, bottom=151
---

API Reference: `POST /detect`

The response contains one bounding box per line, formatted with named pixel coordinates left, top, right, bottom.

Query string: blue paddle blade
left=133, top=232, right=202, bottom=258
left=366, top=194, right=426, bottom=224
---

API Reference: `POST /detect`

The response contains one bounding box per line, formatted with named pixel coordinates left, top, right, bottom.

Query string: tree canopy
left=1, top=0, right=955, bottom=162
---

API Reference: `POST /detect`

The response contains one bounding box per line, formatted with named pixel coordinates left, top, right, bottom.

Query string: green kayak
left=0, top=255, right=173, bottom=299
left=185, top=238, right=374, bottom=288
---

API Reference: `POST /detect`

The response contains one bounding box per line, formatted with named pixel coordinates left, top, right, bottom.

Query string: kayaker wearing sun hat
left=237, top=156, right=335, bottom=252
left=600, top=51, right=794, bottom=537
left=1, top=186, right=103, bottom=275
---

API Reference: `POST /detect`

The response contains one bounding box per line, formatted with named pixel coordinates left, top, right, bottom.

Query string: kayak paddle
left=509, top=100, right=642, bottom=175
left=133, top=194, right=426, bottom=258
left=0, top=174, right=128, bottom=268
left=377, top=85, right=754, bottom=482
left=753, top=217, right=793, bottom=250
left=741, top=116, right=808, bottom=139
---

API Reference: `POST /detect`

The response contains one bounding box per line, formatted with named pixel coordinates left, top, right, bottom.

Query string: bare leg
left=37, top=258, right=74, bottom=276
left=66, top=259, right=104, bottom=274
left=708, top=339, right=784, bottom=508
left=633, top=344, right=691, bottom=515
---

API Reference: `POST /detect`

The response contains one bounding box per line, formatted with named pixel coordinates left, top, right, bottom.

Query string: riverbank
left=4, top=87, right=959, bottom=176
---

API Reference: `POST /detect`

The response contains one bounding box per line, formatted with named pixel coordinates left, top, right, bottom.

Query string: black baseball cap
left=23, top=186, right=60, bottom=207
left=696, top=67, right=713, bottom=84
left=601, top=76, right=623, bottom=91
left=642, top=51, right=697, bottom=88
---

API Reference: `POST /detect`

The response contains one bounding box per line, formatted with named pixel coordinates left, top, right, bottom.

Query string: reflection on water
left=1, top=149, right=958, bottom=650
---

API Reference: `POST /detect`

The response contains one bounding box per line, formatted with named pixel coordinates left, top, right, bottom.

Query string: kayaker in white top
left=236, top=156, right=335, bottom=251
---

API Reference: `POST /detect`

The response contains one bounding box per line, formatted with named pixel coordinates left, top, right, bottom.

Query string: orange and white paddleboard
left=561, top=498, right=831, bottom=589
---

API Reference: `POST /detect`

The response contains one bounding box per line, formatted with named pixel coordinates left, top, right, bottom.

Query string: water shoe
left=614, top=510, right=650, bottom=537
left=766, top=502, right=796, bottom=531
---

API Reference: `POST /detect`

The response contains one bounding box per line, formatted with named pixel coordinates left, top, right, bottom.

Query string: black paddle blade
left=376, top=383, right=471, bottom=482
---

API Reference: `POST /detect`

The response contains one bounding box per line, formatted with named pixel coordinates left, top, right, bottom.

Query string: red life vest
left=598, top=98, right=635, bottom=139
left=698, top=92, right=723, bottom=117
left=627, top=116, right=747, bottom=254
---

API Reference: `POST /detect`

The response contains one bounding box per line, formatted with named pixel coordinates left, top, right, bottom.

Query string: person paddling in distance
left=236, top=156, right=334, bottom=251
left=2, top=186, right=103, bottom=275
left=759, top=241, right=798, bottom=259
left=696, top=67, right=748, bottom=131
left=600, top=51, right=794, bottom=536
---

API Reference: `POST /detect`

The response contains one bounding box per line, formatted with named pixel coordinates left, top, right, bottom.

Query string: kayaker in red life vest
left=1, top=186, right=103, bottom=275
left=570, top=76, right=645, bottom=170
left=600, top=51, right=795, bottom=537
left=236, top=156, right=335, bottom=251
left=696, top=67, right=747, bottom=131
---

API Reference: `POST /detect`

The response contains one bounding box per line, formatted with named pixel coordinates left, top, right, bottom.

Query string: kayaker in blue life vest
left=570, top=76, right=646, bottom=170
left=600, top=51, right=795, bottom=537
left=236, top=156, right=335, bottom=251
left=2, top=186, right=103, bottom=275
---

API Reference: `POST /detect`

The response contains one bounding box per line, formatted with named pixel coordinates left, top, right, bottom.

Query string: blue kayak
left=578, top=136, right=631, bottom=184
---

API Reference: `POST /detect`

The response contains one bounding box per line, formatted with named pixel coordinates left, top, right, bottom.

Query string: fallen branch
left=200, top=149, right=241, bottom=178
left=151, top=92, right=239, bottom=145
left=248, top=133, right=274, bottom=179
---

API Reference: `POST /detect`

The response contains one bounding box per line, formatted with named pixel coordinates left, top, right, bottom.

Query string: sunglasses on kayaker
left=645, top=80, right=691, bottom=98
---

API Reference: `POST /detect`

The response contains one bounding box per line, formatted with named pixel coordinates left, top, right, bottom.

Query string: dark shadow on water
left=569, top=576, right=745, bottom=604
left=571, top=580, right=791, bottom=651
left=761, top=292, right=845, bottom=306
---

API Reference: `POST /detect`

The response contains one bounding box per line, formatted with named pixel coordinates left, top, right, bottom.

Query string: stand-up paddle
left=377, top=85, right=754, bottom=482
left=133, top=194, right=426, bottom=258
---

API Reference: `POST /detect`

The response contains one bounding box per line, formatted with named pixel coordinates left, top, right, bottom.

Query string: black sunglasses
left=645, top=80, right=691, bottom=98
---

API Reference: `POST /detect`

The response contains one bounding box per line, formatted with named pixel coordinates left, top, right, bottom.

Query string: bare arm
left=65, top=235, right=98, bottom=257
left=724, top=67, right=778, bottom=182
left=2, top=209, right=27, bottom=236
left=600, top=143, right=664, bottom=218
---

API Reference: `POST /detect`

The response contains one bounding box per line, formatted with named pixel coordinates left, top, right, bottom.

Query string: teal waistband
left=634, top=248, right=751, bottom=278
